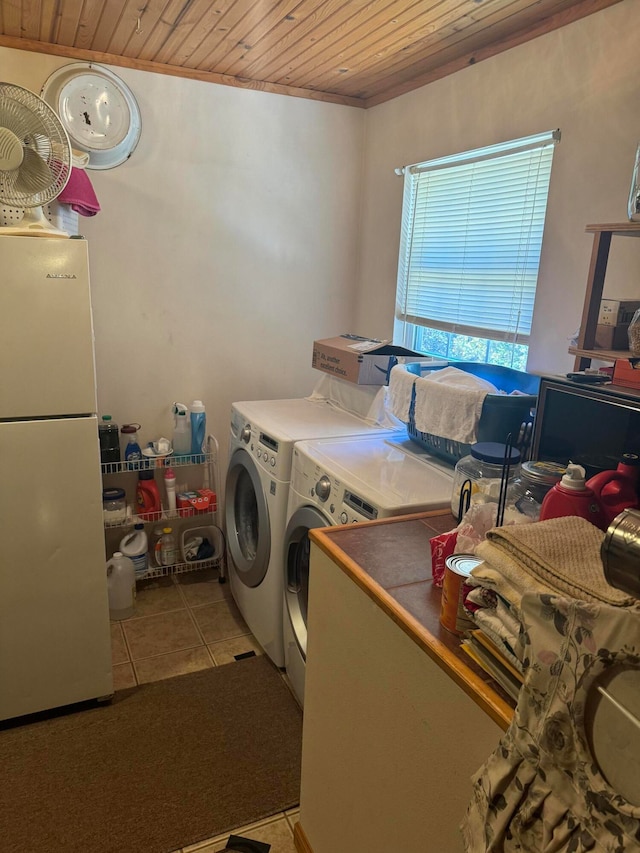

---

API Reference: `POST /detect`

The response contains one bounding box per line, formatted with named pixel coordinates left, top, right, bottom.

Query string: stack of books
left=460, top=630, right=523, bottom=702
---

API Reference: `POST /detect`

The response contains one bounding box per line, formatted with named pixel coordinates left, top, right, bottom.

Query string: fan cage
left=0, top=83, right=71, bottom=208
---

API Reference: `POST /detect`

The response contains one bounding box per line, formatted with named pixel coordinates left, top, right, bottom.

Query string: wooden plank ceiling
left=0, top=0, right=624, bottom=107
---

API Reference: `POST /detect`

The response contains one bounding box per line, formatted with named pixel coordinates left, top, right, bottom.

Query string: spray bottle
left=172, top=403, right=191, bottom=457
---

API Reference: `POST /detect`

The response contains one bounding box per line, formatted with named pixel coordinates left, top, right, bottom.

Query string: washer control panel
left=292, top=447, right=379, bottom=524
left=230, top=408, right=286, bottom=479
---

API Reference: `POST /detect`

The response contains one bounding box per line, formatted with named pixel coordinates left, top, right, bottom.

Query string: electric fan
left=0, top=82, right=71, bottom=237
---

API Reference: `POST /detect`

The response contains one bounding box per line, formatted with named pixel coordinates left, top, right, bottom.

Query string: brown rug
left=0, top=655, right=302, bottom=853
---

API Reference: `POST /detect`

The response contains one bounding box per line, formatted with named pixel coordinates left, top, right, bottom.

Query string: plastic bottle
left=539, top=462, right=607, bottom=530
left=98, top=415, right=120, bottom=468
left=119, top=522, right=149, bottom=579
left=160, top=526, right=176, bottom=566
left=190, top=400, right=206, bottom=460
left=106, top=551, right=136, bottom=620
left=172, top=403, right=191, bottom=457
left=150, top=526, right=164, bottom=567
left=121, top=423, right=143, bottom=469
left=164, top=467, right=177, bottom=515
left=585, top=453, right=640, bottom=527
left=136, top=470, right=162, bottom=521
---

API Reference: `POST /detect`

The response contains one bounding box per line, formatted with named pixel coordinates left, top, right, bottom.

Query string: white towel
left=306, top=374, right=403, bottom=429
left=387, top=364, right=417, bottom=422
left=469, top=559, right=554, bottom=614
left=413, top=367, right=497, bottom=444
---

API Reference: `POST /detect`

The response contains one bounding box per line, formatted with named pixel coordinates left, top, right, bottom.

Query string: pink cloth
left=58, top=167, right=101, bottom=216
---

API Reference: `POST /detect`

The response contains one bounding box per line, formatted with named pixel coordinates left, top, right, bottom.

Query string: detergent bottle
left=136, top=470, right=161, bottom=520
left=190, top=400, right=206, bottom=461
left=106, top=552, right=136, bottom=620
left=119, top=523, right=149, bottom=579
left=172, top=403, right=191, bottom=457
left=121, top=423, right=142, bottom=468
left=586, top=453, right=640, bottom=527
left=539, top=462, right=607, bottom=530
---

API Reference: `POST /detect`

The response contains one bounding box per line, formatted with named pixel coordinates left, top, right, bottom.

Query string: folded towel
left=387, top=364, right=417, bottom=422
left=482, top=517, right=637, bottom=606
left=466, top=585, right=523, bottom=641
left=470, top=555, right=555, bottom=613
left=58, top=167, right=101, bottom=216
left=412, top=367, right=497, bottom=445
left=471, top=610, right=523, bottom=670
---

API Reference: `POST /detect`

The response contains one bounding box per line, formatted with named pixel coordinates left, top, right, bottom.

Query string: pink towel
left=58, top=167, right=101, bottom=216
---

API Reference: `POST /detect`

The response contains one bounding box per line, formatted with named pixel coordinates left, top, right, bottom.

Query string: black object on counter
left=223, top=835, right=271, bottom=852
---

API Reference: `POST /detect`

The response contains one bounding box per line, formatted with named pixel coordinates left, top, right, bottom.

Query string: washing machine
left=283, top=434, right=454, bottom=705
left=225, top=397, right=397, bottom=667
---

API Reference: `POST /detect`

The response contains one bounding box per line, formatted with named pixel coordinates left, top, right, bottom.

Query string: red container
left=136, top=470, right=161, bottom=520
left=586, top=454, right=640, bottom=526
left=613, top=358, right=640, bottom=389
left=540, top=463, right=607, bottom=530
left=177, top=489, right=217, bottom=517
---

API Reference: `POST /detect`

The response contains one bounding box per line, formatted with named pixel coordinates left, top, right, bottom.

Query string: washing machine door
left=283, top=505, right=330, bottom=660
left=225, top=447, right=271, bottom=588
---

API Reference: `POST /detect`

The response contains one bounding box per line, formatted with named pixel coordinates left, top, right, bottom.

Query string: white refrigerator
left=0, top=235, right=113, bottom=721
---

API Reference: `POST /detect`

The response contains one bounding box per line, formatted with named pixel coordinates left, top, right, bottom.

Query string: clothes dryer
left=283, top=434, right=454, bottom=705
left=225, top=398, right=396, bottom=667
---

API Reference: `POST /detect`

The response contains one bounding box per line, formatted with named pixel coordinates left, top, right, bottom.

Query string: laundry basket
left=404, top=361, right=540, bottom=466
left=180, top=524, right=225, bottom=566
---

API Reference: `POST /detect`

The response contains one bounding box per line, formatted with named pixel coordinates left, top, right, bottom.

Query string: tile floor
left=111, top=567, right=300, bottom=853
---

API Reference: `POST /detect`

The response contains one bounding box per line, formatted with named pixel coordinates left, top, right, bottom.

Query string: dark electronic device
left=531, top=375, right=640, bottom=479
left=565, top=371, right=611, bottom=384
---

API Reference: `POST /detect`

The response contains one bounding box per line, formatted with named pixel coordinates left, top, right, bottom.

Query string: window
left=394, top=130, right=559, bottom=370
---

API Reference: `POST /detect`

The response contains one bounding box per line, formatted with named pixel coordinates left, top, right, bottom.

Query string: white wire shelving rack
left=101, top=434, right=226, bottom=582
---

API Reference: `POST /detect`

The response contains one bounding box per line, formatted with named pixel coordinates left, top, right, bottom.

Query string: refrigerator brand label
left=46, top=273, right=77, bottom=279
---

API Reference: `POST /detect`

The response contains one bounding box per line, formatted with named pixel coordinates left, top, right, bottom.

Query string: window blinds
left=395, top=130, right=559, bottom=344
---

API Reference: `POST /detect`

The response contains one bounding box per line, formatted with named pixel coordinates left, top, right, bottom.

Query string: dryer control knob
left=241, top=424, right=251, bottom=443
left=340, top=511, right=348, bottom=524
left=315, top=475, right=331, bottom=502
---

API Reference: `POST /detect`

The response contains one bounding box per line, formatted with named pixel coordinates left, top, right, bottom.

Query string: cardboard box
left=312, top=335, right=421, bottom=385
left=613, top=358, right=640, bottom=389
left=594, top=323, right=631, bottom=350
left=598, top=299, right=640, bottom=326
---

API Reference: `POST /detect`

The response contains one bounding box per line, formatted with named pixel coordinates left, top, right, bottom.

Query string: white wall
left=1, top=47, right=364, bottom=466
left=357, top=0, right=640, bottom=375
left=4, top=0, right=639, bottom=465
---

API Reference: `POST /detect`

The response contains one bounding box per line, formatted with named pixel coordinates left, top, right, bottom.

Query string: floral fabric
left=461, top=593, right=640, bottom=852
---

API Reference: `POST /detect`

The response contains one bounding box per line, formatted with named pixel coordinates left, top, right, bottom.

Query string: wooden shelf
left=569, top=345, right=634, bottom=363
left=571, top=223, right=640, bottom=370
left=585, top=222, right=640, bottom=236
